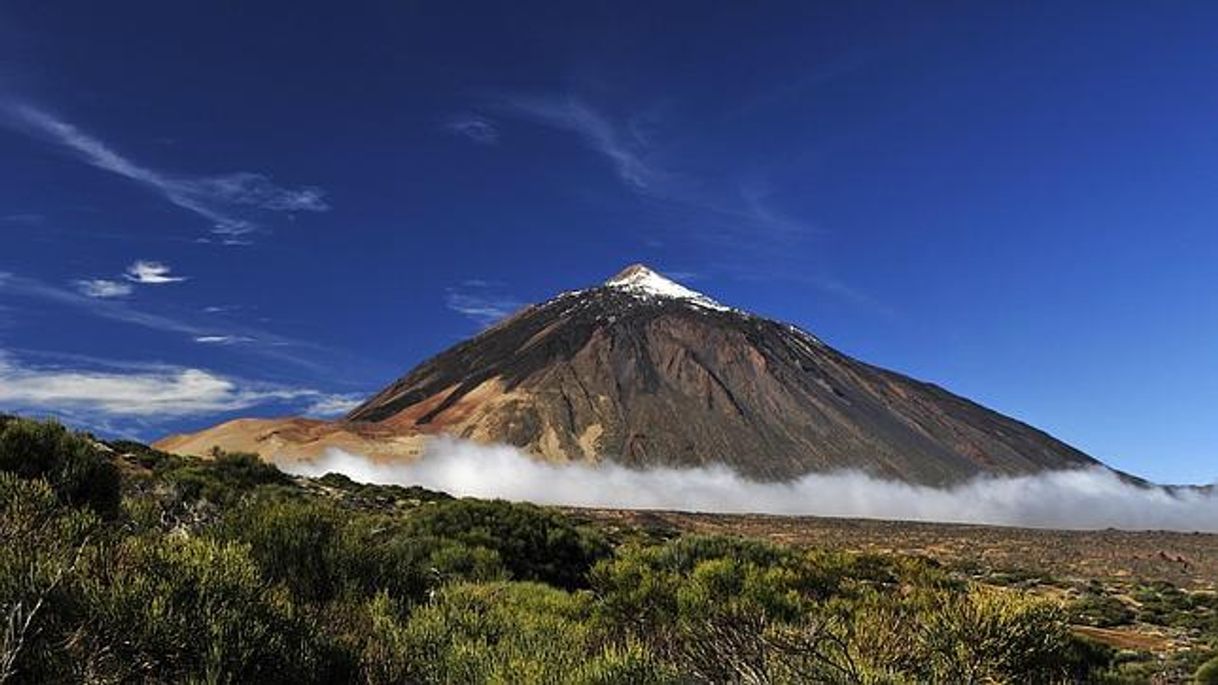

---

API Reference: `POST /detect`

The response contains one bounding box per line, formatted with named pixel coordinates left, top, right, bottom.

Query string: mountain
left=158, top=264, right=1106, bottom=485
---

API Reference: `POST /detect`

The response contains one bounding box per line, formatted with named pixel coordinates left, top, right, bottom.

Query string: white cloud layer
left=125, top=260, right=186, bottom=284
left=74, top=279, right=133, bottom=298
left=285, top=438, right=1218, bottom=533
left=0, top=351, right=349, bottom=419
left=0, top=359, right=301, bottom=417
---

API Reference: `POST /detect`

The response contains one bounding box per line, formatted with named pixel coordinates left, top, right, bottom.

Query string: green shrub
left=219, top=496, right=508, bottom=605
left=918, top=587, right=1079, bottom=682
left=317, top=471, right=453, bottom=504
left=78, top=535, right=339, bottom=682
left=105, top=438, right=181, bottom=471
left=331, top=513, right=498, bottom=603
left=2, top=467, right=342, bottom=683
left=363, top=581, right=671, bottom=684
left=1072, top=591, right=1136, bottom=628
left=163, top=449, right=291, bottom=504
left=589, top=535, right=1100, bottom=683
left=0, top=473, right=99, bottom=682
left=209, top=448, right=291, bottom=485
left=220, top=496, right=346, bottom=601
left=405, top=499, right=610, bottom=589
left=0, top=418, right=120, bottom=517
left=0, top=416, right=1124, bottom=683
left=643, top=534, right=797, bottom=571
left=1198, top=655, right=1218, bottom=684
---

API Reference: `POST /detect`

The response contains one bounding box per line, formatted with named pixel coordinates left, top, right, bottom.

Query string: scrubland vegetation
left=1, top=416, right=1215, bottom=683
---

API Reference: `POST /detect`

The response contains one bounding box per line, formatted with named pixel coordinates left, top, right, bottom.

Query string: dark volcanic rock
left=346, top=265, right=1103, bottom=485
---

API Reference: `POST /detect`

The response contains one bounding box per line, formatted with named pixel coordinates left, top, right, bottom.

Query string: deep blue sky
left=1, top=2, right=1215, bottom=483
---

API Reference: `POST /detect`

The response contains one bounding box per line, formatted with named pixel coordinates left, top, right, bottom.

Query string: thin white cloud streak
left=0, top=102, right=328, bottom=237
left=494, top=94, right=821, bottom=244
left=494, top=93, right=885, bottom=310
left=287, top=439, right=1218, bottom=533
left=444, top=284, right=523, bottom=327
left=1, top=213, right=44, bottom=224
left=444, top=115, right=499, bottom=144
left=74, top=279, right=133, bottom=299
left=193, top=335, right=254, bottom=345
left=1, top=271, right=207, bottom=336
left=737, top=183, right=813, bottom=240
left=498, top=95, right=663, bottom=190
left=0, top=271, right=328, bottom=370
left=125, top=260, right=186, bottom=284
left=495, top=92, right=890, bottom=313
left=302, top=394, right=364, bottom=417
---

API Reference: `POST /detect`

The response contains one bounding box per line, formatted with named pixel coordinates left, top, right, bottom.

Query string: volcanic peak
left=603, top=264, right=729, bottom=311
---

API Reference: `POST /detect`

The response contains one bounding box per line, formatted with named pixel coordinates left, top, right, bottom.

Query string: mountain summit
left=160, top=265, right=1105, bottom=485
left=602, top=264, right=729, bottom=310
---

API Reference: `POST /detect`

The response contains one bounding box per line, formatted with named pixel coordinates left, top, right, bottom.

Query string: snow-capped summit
left=604, top=264, right=728, bottom=311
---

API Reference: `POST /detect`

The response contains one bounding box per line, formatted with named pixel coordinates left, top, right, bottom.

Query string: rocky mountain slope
left=160, top=265, right=1107, bottom=485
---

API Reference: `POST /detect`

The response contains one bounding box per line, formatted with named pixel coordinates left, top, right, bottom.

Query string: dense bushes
left=404, top=499, right=611, bottom=589
left=587, top=536, right=1095, bottom=683
left=0, top=417, right=1136, bottom=683
left=74, top=535, right=338, bottom=682
left=0, top=471, right=343, bottom=682
left=1072, top=587, right=1136, bottom=628
left=1197, top=655, right=1218, bottom=684
left=219, top=497, right=479, bottom=605
left=162, top=448, right=292, bottom=504
left=0, top=418, right=120, bottom=517
left=220, top=496, right=351, bottom=602
left=316, top=472, right=453, bottom=505
left=214, top=496, right=605, bottom=607
left=0, top=473, right=98, bottom=682
left=362, top=582, right=671, bottom=684
left=1130, top=581, right=1218, bottom=635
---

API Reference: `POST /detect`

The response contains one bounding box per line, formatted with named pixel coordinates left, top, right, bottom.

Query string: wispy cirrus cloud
left=0, top=271, right=327, bottom=370
left=0, top=271, right=202, bottom=336
left=0, top=349, right=353, bottom=420
left=491, top=93, right=813, bottom=239
left=1, top=213, right=44, bottom=225
left=444, top=281, right=523, bottom=327
left=125, top=260, right=186, bottom=284
left=0, top=101, right=329, bottom=240
left=444, top=114, right=499, bottom=144
left=485, top=92, right=884, bottom=311
left=302, top=393, right=364, bottom=417
left=73, top=279, right=133, bottom=299
left=497, top=94, right=662, bottom=190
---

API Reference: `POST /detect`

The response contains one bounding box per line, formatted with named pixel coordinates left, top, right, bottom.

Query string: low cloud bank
left=285, top=438, right=1218, bottom=533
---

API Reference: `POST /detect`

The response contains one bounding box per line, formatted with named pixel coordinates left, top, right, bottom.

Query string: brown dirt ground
left=568, top=508, right=1218, bottom=591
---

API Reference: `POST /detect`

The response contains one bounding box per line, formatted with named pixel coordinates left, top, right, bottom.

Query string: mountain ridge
left=160, top=265, right=1112, bottom=485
